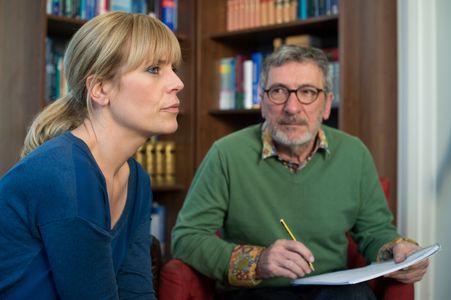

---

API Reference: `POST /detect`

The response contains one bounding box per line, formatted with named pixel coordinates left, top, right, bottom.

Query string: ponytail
left=21, top=95, right=85, bottom=158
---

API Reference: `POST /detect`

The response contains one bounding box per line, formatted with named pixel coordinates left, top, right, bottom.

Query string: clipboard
left=292, top=243, right=441, bottom=285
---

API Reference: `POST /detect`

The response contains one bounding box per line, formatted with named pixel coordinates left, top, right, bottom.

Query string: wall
left=398, top=0, right=451, bottom=299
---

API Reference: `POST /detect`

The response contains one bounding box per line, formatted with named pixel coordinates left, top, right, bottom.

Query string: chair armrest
left=158, top=259, right=216, bottom=300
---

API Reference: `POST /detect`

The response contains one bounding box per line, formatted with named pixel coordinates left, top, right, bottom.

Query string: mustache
left=277, top=115, right=308, bottom=126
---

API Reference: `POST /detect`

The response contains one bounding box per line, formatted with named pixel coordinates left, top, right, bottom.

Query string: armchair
left=159, top=178, right=414, bottom=300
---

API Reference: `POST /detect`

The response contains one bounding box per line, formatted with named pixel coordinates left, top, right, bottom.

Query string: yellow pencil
left=280, top=218, right=315, bottom=271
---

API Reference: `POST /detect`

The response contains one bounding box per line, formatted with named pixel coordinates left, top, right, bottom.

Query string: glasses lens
left=269, top=87, right=289, bottom=103
left=297, top=87, right=319, bottom=104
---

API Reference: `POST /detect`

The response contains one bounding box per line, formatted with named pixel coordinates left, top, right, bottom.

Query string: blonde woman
left=0, top=12, right=183, bottom=299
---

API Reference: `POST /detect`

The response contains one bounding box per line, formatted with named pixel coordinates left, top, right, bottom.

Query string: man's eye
left=272, top=87, right=286, bottom=94
left=146, top=66, right=160, bottom=74
left=301, top=88, right=316, bottom=96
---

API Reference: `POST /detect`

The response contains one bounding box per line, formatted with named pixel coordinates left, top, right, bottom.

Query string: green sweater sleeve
left=350, top=142, right=400, bottom=262
left=171, top=144, right=236, bottom=282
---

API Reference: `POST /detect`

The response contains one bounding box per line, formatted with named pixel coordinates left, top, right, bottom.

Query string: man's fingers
left=256, top=239, right=315, bottom=279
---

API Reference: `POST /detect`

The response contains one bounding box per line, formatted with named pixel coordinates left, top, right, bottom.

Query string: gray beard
left=270, top=125, right=314, bottom=147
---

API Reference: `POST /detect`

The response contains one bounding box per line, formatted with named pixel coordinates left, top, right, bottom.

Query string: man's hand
left=385, top=241, right=429, bottom=283
left=256, top=239, right=314, bottom=279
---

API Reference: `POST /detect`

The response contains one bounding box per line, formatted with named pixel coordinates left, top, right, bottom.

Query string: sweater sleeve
left=171, top=145, right=237, bottom=283
left=350, top=143, right=400, bottom=262
left=117, top=218, right=155, bottom=299
left=39, top=218, right=120, bottom=300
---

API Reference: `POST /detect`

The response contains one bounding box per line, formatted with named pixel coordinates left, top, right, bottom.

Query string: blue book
left=151, top=203, right=166, bottom=253
left=79, top=0, right=87, bottom=19
left=251, top=52, right=264, bottom=107
left=299, top=0, right=308, bottom=19
left=160, top=0, right=177, bottom=31
left=110, top=0, right=133, bottom=12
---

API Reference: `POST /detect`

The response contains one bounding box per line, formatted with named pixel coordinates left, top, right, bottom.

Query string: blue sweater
left=0, top=132, right=155, bottom=299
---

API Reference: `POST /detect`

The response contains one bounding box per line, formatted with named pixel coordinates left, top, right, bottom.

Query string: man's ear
left=322, top=91, right=334, bottom=120
left=86, top=75, right=113, bottom=107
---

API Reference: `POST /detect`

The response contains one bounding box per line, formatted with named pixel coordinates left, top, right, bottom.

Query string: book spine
left=251, top=52, right=263, bottom=107
left=145, top=139, right=156, bottom=183
left=164, top=141, right=175, bottom=185
left=154, top=141, right=163, bottom=185
left=219, top=57, right=235, bottom=109
left=243, top=60, right=253, bottom=109
left=160, top=0, right=177, bottom=31
left=151, top=203, right=166, bottom=254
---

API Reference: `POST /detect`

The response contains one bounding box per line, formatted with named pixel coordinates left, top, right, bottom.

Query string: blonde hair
left=21, top=12, right=181, bottom=157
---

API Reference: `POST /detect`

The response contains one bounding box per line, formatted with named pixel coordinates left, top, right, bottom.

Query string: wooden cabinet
left=0, top=0, right=45, bottom=174
left=195, top=0, right=398, bottom=218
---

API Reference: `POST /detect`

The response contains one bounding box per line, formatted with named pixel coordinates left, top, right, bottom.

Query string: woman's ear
left=86, top=75, right=113, bottom=107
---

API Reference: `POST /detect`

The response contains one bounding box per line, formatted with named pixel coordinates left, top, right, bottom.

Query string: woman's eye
left=146, top=66, right=160, bottom=74
left=172, top=65, right=178, bottom=73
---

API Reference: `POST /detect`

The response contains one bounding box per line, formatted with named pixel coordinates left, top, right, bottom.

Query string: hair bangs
left=124, top=15, right=182, bottom=72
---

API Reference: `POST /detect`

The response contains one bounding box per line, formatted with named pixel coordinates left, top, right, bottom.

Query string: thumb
left=393, top=246, right=408, bottom=263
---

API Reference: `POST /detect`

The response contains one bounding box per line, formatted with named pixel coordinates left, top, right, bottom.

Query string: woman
left=0, top=12, right=183, bottom=299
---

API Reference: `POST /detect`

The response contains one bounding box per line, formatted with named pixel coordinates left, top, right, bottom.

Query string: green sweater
left=172, top=124, right=399, bottom=287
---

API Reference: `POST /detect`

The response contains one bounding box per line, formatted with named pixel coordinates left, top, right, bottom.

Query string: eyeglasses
left=263, top=85, right=325, bottom=105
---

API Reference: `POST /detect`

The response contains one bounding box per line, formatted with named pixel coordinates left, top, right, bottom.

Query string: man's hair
left=260, top=45, right=331, bottom=92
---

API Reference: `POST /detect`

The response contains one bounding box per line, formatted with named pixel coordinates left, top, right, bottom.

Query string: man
left=172, top=45, right=428, bottom=299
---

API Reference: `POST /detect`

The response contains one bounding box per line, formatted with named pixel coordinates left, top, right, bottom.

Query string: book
left=251, top=51, right=264, bottom=107
left=164, top=141, right=176, bottom=185
left=243, top=60, right=253, bottom=109
left=151, top=202, right=166, bottom=254
left=292, top=243, right=441, bottom=285
left=161, top=0, right=178, bottom=31
left=234, top=54, right=247, bottom=109
left=284, top=34, right=322, bottom=47
left=218, top=57, right=236, bottom=109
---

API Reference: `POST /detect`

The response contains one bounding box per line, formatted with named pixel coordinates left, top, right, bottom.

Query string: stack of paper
left=292, top=243, right=441, bottom=285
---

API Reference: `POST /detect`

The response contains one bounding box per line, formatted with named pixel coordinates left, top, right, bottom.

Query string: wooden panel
left=340, top=0, right=398, bottom=218
left=154, top=0, right=197, bottom=257
left=0, top=0, right=45, bottom=175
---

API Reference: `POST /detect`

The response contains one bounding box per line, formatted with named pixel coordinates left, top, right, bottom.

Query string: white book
left=243, top=60, right=253, bottom=109
left=292, top=243, right=441, bottom=285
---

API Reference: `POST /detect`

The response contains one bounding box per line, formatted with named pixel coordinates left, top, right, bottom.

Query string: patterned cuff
left=228, top=245, right=265, bottom=287
left=376, top=237, right=419, bottom=262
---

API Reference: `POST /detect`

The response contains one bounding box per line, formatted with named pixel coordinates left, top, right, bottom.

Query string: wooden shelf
left=47, top=15, right=86, bottom=37
left=47, top=14, right=190, bottom=41
left=210, top=16, right=338, bottom=45
left=209, top=108, right=261, bottom=116
left=152, top=184, right=185, bottom=192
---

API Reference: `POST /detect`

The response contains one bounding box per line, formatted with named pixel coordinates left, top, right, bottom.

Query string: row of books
left=219, top=52, right=264, bottom=110
left=226, top=0, right=340, bottom=32
left=135, top=139, right=177, bottom=187
left=45, top=38, right=67, bottom=102
left=47, top=0, right=178, bottom=31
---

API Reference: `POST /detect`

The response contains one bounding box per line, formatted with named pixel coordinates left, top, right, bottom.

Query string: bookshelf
left=195, top=0, right=398, bottom=218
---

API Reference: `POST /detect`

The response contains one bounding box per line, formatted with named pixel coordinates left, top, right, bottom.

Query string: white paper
left=292, top=243, right=441, bottom=285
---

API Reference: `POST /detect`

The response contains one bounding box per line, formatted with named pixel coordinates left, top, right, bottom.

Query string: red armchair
left=159, top=178, right=414, bottom=300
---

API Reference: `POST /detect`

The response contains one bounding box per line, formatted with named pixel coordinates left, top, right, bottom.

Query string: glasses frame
left=263, top=85, right=326, bottom=105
